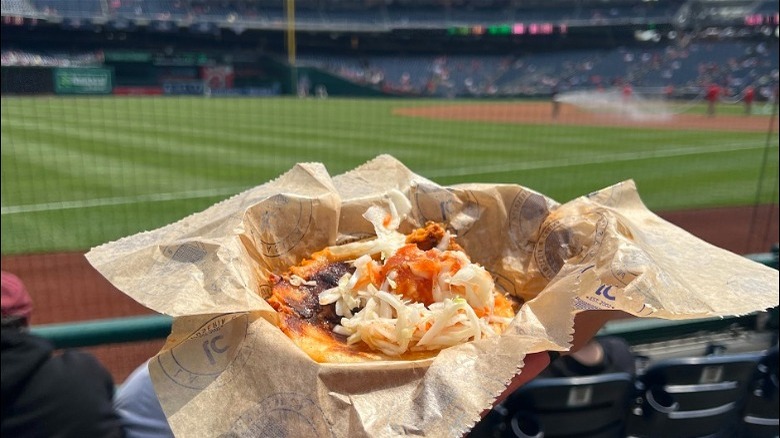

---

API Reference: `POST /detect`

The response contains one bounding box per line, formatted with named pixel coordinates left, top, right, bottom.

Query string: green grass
left=2, top=96, right=777, bottom=255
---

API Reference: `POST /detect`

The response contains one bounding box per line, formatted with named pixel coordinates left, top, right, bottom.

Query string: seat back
left=740, top=347, right=779, bottom=438
left=503, top=372, right=635, bottom=438
left=468, top=403, right=510, bottom=438
left=627, top=352, right=762, bottom=438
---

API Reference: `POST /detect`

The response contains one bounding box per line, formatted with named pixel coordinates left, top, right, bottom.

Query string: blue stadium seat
left=502, top=372, right=635, bottom=438
left=627, top=352, right=763, bottom=438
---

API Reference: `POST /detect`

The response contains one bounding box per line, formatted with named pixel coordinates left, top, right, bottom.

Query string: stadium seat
left=501, top=372, right=635, bottom=438
left=740, top=346, right=779, bottom=438
left=467, top=402, right=511, bottom=438
left=627, top=352, right=763, bottom=438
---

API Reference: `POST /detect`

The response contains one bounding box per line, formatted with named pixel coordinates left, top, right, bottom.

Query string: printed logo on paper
left=534, top=212, right=609, bottom=280
left=257, top=195, right=313, bottom=257
left=509, top=190, right=550, bottom=252
left=222, top=392, right=332, bottom=438
left=158, top=314, right=251, bottom=390
left=413, top=184, right=479, bottom=236
left=534, top=220, right=573, bottom=280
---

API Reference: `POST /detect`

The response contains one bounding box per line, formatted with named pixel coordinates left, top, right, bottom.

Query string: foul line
left=2, top=141, right=776, bottom=215
left=1, top=186, right=247, bottom=215
left=421, top=141, right=776, bottom=178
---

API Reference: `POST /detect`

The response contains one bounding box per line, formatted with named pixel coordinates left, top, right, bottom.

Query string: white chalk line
left=1, top=186, right=247, bottom=215
left=422, top=141, right=775, bottom=178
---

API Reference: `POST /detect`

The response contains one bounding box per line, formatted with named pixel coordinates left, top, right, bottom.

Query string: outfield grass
left=1, top=96, right=777, bottom=255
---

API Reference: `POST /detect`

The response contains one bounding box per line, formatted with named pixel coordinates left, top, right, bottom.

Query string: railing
left=31, top=314, right=173, bottom=349
left=30, top=249, right=778, bottom=350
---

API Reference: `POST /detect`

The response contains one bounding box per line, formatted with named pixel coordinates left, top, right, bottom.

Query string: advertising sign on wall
left=54, top=68, right=113, bottom=94
left=201, top=65, right=235, bottom=90
left=208, top=84, right=282, bottom=97
left=113, top=86, right=164, bottom=96
left=162, top=81, right=205, bottom=95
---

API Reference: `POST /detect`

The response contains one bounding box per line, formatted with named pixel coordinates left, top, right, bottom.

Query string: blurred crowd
left=11, top=0, right=681, bottom=26
left=299, top=38, right=778, bottom=99
left=3, top=36, right=777, bottom=101
left=1, top=49, right=104, bottom=67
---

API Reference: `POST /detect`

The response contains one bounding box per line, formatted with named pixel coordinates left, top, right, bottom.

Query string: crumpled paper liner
left=87, top=154, right=778, bottom=437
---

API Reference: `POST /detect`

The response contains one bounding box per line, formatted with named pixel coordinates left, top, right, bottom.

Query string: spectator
left=114, top=360, right=174, bottom=438
left=622, top=83, right=633, bottom=104
left=297, top=73, right=311, bottom=98
left=539, top=335, right=636, bottom=378
left=664, top=84, right=675, bottom=100
left=1, top=271, right=123, bottom=438
left=551, top=82, right=561, bottom=119
left=706, top=83, right=722, bottom=117
left=743, top=85, right=755, bottom=115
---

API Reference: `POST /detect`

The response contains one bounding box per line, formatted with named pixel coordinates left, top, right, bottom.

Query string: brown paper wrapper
left=87, top=154, right=778, bottom=437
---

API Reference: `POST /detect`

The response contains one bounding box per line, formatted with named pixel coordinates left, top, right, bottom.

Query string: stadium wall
left=1, top=55, right=387, bottom=97
left=1, top=66, right=55, bottom=94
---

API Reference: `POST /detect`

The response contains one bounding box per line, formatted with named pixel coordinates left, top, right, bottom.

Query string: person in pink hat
left=1, top=272, right=33, bottom=328
left=1, top=271, right=123, bottom=438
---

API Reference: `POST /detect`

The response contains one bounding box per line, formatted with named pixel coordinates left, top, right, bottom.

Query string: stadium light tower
left=286, top=0, right=298, bottom=95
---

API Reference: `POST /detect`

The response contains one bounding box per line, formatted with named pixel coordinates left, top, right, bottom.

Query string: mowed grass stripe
left=3, top=139, right=234, bottom=203
left=4, top=97, right=775, bottom=177
left=3, top=123, right=231, bottom=194
left=437, top=152, right=777, bottom=208
left=4, top=97, right=768, bottom=156
left=6, top=102, right=511, bottom=159
left=3, top=114, right=438, bottom=183
left=421, top=141, right=772, bottom=179
left=4, top=99, right=775, bottom=190
left=5, top=108, right=559, bottom=178
left=4, top=100, right=552, bottom=155
left=2, top=97, right=777, bottom=254
left=7, top=101, right=767, bottom=171
left=4, top=140, right=772, bottom=214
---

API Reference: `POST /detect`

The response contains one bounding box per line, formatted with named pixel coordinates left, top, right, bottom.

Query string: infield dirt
left=395, top=102, right=774, bottom=132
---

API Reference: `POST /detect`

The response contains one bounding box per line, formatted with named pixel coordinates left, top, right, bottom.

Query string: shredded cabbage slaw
left=318, top=205, right=513, bottom=356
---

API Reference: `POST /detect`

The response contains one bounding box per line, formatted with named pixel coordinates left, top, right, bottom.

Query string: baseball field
left=1, top=96, right=777, bottom=380
left=2, top=96, right=778, bottom=255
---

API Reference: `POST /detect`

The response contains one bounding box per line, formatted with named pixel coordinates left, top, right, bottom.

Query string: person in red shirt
left=743, top=85, right=755, bottom=115
left=622, top=83, right=633, bottom=103
left=664, top=84, right=674, bottom=100
left=706, top=83, right=721, bottom=117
